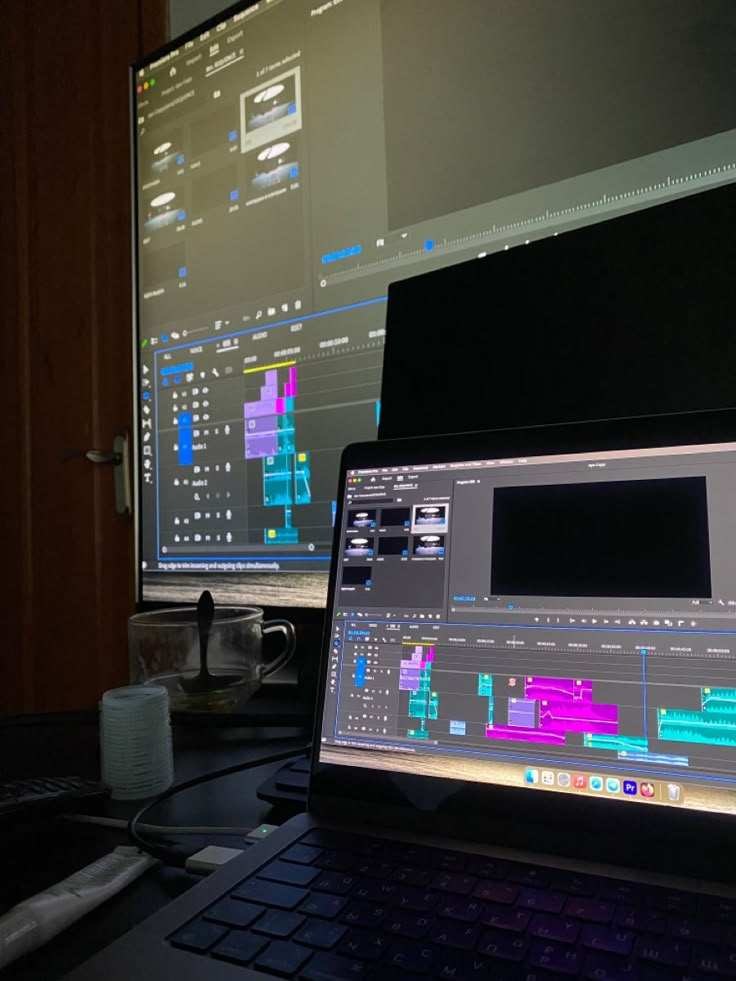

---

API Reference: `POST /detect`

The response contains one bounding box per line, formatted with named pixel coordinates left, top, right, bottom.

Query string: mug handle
left=261, top=619, right=297, bottom=678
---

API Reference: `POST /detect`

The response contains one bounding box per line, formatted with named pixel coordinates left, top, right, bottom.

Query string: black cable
left=128, top=742, right=310, bottom=867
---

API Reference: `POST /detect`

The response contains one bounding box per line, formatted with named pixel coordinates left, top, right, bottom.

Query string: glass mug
left=128, top=606, right=296, bottom=712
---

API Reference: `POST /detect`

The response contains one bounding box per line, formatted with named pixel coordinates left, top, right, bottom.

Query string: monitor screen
left=320, top=436, right=736, bottom=817
left=378, top=180, right=736, bottom=441
left=133, top=0, right=736, bottom=608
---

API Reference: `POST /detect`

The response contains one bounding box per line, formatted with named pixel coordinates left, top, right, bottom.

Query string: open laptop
left=68, top=411, right=736, bottom=980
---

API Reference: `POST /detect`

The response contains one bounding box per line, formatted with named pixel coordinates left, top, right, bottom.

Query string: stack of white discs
left=100, top=685, right=174, bottom=800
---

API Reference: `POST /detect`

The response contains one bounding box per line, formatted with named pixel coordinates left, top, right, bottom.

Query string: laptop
left=67, top=411, right=736, bottom=980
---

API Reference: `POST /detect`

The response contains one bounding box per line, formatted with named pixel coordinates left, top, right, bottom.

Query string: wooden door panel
left=1, top=0, right=167, bottom=713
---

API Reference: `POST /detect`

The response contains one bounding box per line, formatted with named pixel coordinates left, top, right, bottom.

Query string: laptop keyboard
left=169, top=828, right=736, bottom=979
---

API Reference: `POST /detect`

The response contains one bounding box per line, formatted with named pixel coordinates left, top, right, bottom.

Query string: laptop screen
left=319, top=437, right=736, bottom=816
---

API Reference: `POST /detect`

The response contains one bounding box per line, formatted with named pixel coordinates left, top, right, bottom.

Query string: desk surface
left=0, top=716, right=310, bottom=981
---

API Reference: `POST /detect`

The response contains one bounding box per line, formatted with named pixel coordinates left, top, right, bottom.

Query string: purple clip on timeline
left=486, top=676, right=618, bottom=746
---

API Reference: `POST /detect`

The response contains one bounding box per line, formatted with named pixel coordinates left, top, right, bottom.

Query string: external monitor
left=132, top=0, right=736, bottom=609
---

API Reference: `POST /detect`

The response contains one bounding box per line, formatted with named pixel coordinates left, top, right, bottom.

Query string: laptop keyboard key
left=477, top=928, right=528, bottom=962
left=340, top=900, right=386, bottom=928
left=392, top=865, right=432, bottom=887
left=211, top=930, right=268, bottom=965
left=294, top=919, right=347, bottom=950
left=366, top=970, right=418, bottom=981
left=433, top=851, right=467, bottom=871
left=392, top=844, right=435, bottom=866
left=354, top=860, right=394, bottom=879
left=432, top=873, right=476, bottom=895
left=472, top=879, right=518, bottom=904
left=204, top=897, right=264, bottom=928
left=581, top=925, right=634, bottom=955
left=169, top=918, right=228, bottom=952
left=529, top=913, right=580, bottom=944
left=519, top=887, right=566, bottom=913
left=550, top=870, right=599, bottom=897
left=259, top=860, right=320, bottom=887
left=700, top=895, right=736, bottom=922
left=647, top=888, right=698, bottom=916
left=358, top=837, right=392, bottom=856
left=317, top=850, right=356, bottom=872
left=566, top=897, right=615, bottom=923
left=480, top=903, right=531, bottom=933
left=300, top=892, right=347, bottom=919
left=615, top=906, right=666, bottom=935
left=508, top=864, right=550, bottom=888
left=433, top=919, right=480, bottom=950
left=635, top=936, right=691, bottom=968
left=529, top=940, right=584, bottom=975
left=233, top=878, right=309, bottom=909
left=384, top=910, right=433, bottom=939
left=391, top=886, right=439, bottom=911
left=464, top=855, right=508, bottom=880
left=282, top=843, right=324, bottom=865
left=384, top=938, right=436, bottom=974
left=254, top=939, right=312, bottom=976
left=691, top=945, right=736, bottom=975
left=299, top=952, right=370, bottom=980
left=339, top=928, right=391, bottom=961
left=583, top=952, right=640, bottom=979
left=313, top=871, right=357, bottom=895
left=352, top=879, right=397, bottom=902
left=435, top=896, right=483, bottom=921
left=435, top=950, right=519, bottom=980
left=253, top=909, right=306, bottom=937
left=669, top=916, right=721, bottom=944
left=300, top=830, right=359, bottom=850
left=598, top=879, right=645, bottom=905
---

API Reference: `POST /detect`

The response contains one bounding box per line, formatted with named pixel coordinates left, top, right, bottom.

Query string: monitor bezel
left=130, top=0, right=329, bottom=619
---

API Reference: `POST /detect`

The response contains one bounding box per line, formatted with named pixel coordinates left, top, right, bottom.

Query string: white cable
left=62, top=813, right=253, bottom=837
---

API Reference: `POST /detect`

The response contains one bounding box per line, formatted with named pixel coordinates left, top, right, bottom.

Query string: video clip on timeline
left=133, top=0, right=736, bottom=606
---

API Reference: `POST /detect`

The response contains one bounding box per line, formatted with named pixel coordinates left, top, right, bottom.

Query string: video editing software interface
left=320, top=442, right=736, bottom=816
left=134, top=0, right=736, bottom=607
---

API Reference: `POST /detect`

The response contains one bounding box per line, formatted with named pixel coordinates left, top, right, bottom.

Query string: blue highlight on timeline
left=178, top=412, right=193, bottom=466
